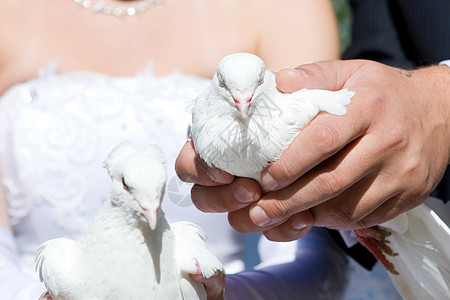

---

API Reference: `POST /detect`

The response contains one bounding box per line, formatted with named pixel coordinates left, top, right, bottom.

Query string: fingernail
left=206, top=168, right=228, bottom=184
left=291, top=219, right=308, bottom=231
left=296, top=68, right=308, bottom=77
left=261, top=171, right=278, bottom=191
left=234, top=185, right=256, bottom=203
left=250, top=206, right=271, bottom=227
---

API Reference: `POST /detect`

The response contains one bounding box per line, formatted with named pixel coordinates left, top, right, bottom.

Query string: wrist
left=420, top=65, right=450, bottom=165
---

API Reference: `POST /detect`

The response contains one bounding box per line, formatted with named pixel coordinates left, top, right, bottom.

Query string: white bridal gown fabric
left=0, top=63, right=359, bottom=300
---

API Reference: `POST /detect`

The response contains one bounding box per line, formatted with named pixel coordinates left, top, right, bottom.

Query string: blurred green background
left=332, top=0, right=353, bottom=52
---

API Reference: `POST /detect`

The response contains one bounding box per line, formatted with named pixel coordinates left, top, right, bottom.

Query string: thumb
left=275, top=59, right=362, bottom=93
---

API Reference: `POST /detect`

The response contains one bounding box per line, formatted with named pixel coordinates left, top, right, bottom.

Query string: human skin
left=176, top=59, right=450, bottom=241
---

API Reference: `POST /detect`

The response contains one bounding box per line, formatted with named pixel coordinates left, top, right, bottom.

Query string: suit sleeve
left=224, top=227, right=349, bottom=299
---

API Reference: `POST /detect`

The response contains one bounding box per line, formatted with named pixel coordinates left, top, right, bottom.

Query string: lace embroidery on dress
left=0, top=62, right=209, bottom=237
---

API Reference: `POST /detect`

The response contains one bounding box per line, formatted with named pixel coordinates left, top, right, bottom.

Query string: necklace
left=73, top=0, right=164, bottom=18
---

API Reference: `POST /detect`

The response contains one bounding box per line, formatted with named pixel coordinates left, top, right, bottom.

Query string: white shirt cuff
left=338, top=230, right=358, bottom=248
left=439, top=59, right=450, bottom=67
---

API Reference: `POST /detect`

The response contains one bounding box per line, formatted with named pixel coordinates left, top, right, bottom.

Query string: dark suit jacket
left=332, top=0, right=450, bottom=270
left=344, top=0, right=450, bottom=68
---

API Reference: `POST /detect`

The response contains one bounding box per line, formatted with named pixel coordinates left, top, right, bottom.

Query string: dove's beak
left=232, top=91, right=253, bottom=119
left=138, top=201, right=159, bottom=230
left=143, top=208, right=158, bottom=230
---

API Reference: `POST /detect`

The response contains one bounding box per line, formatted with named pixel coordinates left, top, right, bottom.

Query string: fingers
left=250, top=133, right=389, bottom=229
left=261, top=102, right=369, bottom=191
left=309, top=172, right=392, bottom=230
left=228, top=205, right=314, bottom=241
left=275, top=60, right=364, bottom=93
left=275, top=68, right=311, bottom=93
left=266, top=60, right=370, bottom=192
left=191, top=271, right=226, bottom=300
left=38, top=291, right=52, bottom=300
left=175, top=141, right=234, bottom=186
left=192, top=177, right=261, bottom=213
left=261, top=212, right=314, bottom=242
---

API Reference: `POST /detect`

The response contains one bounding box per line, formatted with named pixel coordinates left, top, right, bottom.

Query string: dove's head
left=104, top=142, right=167, bottom=230
left=214, top=53, right=266, bottom=118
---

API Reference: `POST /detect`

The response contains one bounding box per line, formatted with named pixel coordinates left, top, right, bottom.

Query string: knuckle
left=315, top=171, right=345, bottom=198
left=328, top=207, right=360, bottom=227
left=267, top=200, right=295, bottom=220
left=363, top=87, right=384, bottom=107
left=299, top=63, right=327, bottom=81
left=382, top=126, right=408, bottom=152
left=311, top=124, right=340, bottom=156
left=399, top=156, right=428, bottom=192
left=273, top=158, right=299, bottom=182
left=354, top=218, right=370, bottom=229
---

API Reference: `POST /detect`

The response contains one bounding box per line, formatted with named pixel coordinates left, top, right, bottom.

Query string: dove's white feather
left=191, top=53, right=353, bottom=187
left=172, top=221, right=224, bottom=299
left=35, top=238, right=81, bottom=298
left=172, top=221, right=223, bottom=278
left=381, top=204, right=450, bottom=300
left=35, top=142, right=223, bottom=300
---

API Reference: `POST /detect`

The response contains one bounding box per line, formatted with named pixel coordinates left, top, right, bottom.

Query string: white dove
left=190, top=52, right=353, bottom=189
left=35, top=142, right=223, bottom=300
left=190, top=52, right=450, bottom=299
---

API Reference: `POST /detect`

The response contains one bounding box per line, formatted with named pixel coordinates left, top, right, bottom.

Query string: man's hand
left=176, top=59, right=450, bottom=241
left=38, top=291, right=52, bottom=300
left=191, top=270, right=226, bottom=300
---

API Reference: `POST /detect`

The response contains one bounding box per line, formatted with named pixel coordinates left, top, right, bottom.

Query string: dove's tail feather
left=381, top=204, right=450, bottom=300
left=178, top=276, right=208, bottom=300
left=172, top=221, right=224, bottom=278
left=171, top=221, right=224, bottom=300
left=35, top=238, right=79, bottom=298
left=304, top=88, right=354, bottom=116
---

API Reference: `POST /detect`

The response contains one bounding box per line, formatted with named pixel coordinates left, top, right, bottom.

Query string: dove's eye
left=258, top=72, right=264, bottom=86
left=122, top=177, right=129, bottom=192
left=258, top=77, right=264, bottom=86
left=217, top=72, right=226, bottom=88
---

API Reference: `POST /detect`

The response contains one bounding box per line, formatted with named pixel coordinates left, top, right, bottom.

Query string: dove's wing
left=35, top=238, right=81, bottom=298
left=171, top=221, right=224, bottom=278
left=288, top=88, right=354, bottom=116
left=171, top=221, right=224, bottom=300
left=381, top=204, right=450, bottom=300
